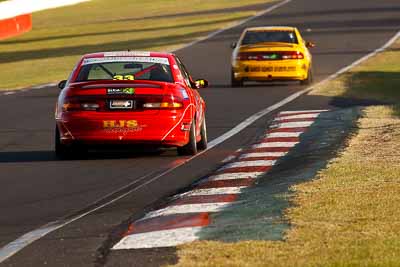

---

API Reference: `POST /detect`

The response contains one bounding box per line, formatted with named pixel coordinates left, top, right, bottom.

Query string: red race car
left=55, top=51, right=208, bottom=158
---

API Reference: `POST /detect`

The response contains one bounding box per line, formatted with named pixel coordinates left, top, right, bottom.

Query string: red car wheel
left=177, top=120, right=197, bottom=156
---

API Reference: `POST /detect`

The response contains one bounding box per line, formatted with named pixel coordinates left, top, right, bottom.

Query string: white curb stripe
left=141, top=203, right=233, bottom=221
left=113, top=226, right=203, bottom=249
left=252, top=142, right=298, bottom=148
left=4, top=92, right=15, bottom=95
left=207, top=172, right=264, bottom=181
left=178, top=187, right=246, bottom=197
left=240, top=152, right=287, bottom=158
left=272, top=121, right=314, bottom=128
left=265, top=132, right=303, bottom=138
left=220, top=160, right=276, bottom=169
left=274, top=113, right=320, bottom=121
left=279, top=110, right=328, bottom=115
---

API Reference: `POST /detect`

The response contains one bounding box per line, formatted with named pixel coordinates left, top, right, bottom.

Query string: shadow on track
left=210, top=82, right=297, bottom=89
left=0, top=151, right=57, bottom=163
left=0, top=148, right=168, bottom=163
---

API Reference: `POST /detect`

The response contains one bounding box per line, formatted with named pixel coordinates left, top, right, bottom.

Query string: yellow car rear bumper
left=233, top=60, right=309, bottom=81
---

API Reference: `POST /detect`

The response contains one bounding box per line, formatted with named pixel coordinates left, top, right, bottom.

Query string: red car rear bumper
left=56, top=109, right=192, bottom=147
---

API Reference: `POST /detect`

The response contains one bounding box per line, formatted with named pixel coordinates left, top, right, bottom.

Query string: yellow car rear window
left=242, top=31, right=298, bottom=45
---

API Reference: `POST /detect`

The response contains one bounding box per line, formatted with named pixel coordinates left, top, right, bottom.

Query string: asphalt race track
left=1, top=0, right=400, bottom=266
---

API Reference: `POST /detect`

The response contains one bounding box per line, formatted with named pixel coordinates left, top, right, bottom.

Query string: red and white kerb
left=112, top=110, right=328, bottom=249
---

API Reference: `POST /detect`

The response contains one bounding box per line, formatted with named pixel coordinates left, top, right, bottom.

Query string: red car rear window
left=75, top=57, right=173, bottom=83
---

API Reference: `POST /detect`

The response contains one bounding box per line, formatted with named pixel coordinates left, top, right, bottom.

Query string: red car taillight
left=62, top=98, right=104, bottom=112
left=143, top=95, right=183, bottom=109
left=237, top=51, right=304, bottom=60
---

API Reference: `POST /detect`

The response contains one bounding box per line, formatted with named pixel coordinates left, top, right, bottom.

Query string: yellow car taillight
left=237, top=51, right=304, bottom=60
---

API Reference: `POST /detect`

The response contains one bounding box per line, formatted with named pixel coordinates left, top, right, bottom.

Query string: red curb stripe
left=171, top=194, right=239, bottom=206
left=267, top=127, right=308, bottom=133
left=218, top=166, right=272, bottom=173
left=196, top=178, right=255, bottom=189
left=258, top=137, right=300, bottom=143
left=125, top=213, right=210, bottom=235
left=238, top=156, right=280, bottom=161
left=275, top=118, right=315, bottom=123
left=267, top=127, right=308, bottom=134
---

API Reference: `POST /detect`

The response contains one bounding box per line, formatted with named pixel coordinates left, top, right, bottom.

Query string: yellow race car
left=231, top=26, right=315, bottom=87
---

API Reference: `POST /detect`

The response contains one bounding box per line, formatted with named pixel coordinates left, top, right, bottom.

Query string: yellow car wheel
left=231, top=69, right=243, bottom=87
left=300, top=66, right=313, bottom=85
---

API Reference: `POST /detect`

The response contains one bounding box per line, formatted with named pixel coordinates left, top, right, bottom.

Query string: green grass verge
left=170, top=39, right=400, bottom=266
left=310, top=40, right=400, bottom=103
left=0, top=0, right=274, bottom=90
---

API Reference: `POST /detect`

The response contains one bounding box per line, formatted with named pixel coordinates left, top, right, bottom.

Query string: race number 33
left=113, top=75, right=135, bottom=80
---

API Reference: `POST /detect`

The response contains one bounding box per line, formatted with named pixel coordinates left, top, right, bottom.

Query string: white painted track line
left=265, top=132, right=303, bottom=138
left=252, top=142, right=298, bottom=149
left=2, top=83, right=56, bottom=94
left=113, top=226, right=203, bottom=249
left=30, top=83, right=56, bottom=89
left=240, top=152, right=287, bottom=158
left=141, top=203, right=233, bottom=221
left=207, top=172, right=264, bottom=181
left=0, top=224, right=61, bottom=263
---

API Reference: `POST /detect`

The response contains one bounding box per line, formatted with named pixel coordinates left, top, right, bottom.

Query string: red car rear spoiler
left=80, top=83, right=162, bottom=89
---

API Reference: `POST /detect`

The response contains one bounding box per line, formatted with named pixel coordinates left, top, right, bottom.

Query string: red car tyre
left=177, top=120, right=197, bottom=156
left=55, top=126, right=87, bottom=159
left=196, top=117, right=207, bottom=150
